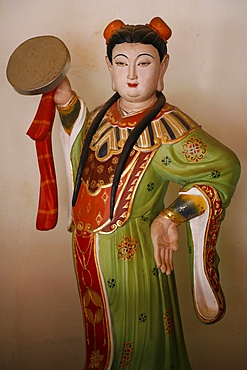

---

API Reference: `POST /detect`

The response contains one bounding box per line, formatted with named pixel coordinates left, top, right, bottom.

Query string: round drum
left=6, top=35, right=70, bottom=95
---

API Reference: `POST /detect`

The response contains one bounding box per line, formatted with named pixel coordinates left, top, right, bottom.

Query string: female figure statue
left=54, top=18, right=240, bottom=369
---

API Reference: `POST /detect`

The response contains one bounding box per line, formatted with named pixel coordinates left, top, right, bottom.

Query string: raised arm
left=54, top=76, right=74, bottom=106
left=54, top=77, right=88, bottom=229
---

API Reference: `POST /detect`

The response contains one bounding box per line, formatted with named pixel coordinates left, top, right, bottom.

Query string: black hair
left=107, top=24, right=167, bottom=64
left=110, top=91, right=166, bottom=219
left=72, top=92, right=120, bottom=207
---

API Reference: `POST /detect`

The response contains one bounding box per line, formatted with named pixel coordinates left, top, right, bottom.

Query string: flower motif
left=83, top=166, right=89, bottom=175
left=164, top=309, right=174, bottom=335
left=118, top=236, right=138, bottom=260
left=211, top=170, right=221, bottom=179
left=96, top=165, right=104, bottom=174
left=90, top=180, right=97, bottom=188
left=182, top=137, right=207, bottom=162
left=161, top=155, right=171, bottom=166
left=112, top=156, right=119, bottom=164
left=147, top=182, right=154, bottom=191
left=89, top=350, right=104, bottom=369
left=139, top=313, right=147, bottom=323
left=152, top=267, right=159, bottom=276
left=120, top=342, right=133, bottom=368
left=107, top=278, right=116, bottom=288
left=107, top=165, right=114, bottom=173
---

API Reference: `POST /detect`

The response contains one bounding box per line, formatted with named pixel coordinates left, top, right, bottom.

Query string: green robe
left=59, top=99, right=240, bottom=369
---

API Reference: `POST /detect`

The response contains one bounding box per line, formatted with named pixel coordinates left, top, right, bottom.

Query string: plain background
left=0, top=1, right=246, bottom=369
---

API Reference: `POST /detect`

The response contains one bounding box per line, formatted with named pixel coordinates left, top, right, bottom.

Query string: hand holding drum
left=6, top=35, right=71, bottom=231
left=6, top=35, right=70, bottom=95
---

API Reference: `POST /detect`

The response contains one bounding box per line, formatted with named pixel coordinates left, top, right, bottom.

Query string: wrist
left=57, top=91, right=81, bottom=135
left=159, top=193, right=207, bottom=226
left=159, top=209, right=184, bottom=226
left=57, top=91, right=78, bottom=115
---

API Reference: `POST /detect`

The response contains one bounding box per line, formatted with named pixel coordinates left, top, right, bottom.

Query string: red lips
left=128, top=83, right=138, bottom=87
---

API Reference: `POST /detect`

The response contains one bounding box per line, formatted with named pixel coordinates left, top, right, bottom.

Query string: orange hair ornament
left=147, top=17, right=172, bottom=43
left=103, top=19, right=125, bottom=44
left=103, top=17, right=172, bottom=45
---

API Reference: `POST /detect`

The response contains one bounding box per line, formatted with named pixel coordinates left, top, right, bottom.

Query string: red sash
left=26, top=91, right=58, bottom=230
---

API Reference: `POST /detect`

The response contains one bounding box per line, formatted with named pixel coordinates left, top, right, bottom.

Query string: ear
left=156, top=54, right=170, bottom=91
left=105, top=56, right=117, bottom=91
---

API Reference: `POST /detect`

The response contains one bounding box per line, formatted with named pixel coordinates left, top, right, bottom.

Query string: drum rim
left=6, top=35, right=71, bottom=95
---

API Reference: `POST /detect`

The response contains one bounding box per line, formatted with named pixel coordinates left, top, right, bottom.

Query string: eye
left=115, top=61, right=128, bottom=67
left=137, top=61, right=151, bottom=67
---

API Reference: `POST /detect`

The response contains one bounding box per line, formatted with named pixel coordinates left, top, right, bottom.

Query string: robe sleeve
left=58, top=96, right=88, bottom=229
left=153, top=127, right=241, bottom=323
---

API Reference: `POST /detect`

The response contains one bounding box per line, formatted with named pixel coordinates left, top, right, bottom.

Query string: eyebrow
left=113, top=53, right=128, bottom=59
left=113, top=52, right=155, bottom=59
left=137, top=53, right=155, bottom=59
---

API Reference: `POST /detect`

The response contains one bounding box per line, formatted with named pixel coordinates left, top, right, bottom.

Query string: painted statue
left=53, top=18, right=240, bottom=369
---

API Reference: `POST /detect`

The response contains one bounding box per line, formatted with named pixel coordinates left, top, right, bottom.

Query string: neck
left=119, top=93, right=157, bottom=114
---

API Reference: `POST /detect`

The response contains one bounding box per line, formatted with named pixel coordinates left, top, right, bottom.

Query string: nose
left=127, top=63, right=137, bottom=80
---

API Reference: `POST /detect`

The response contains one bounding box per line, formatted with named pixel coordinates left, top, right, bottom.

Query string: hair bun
left=103, top=19, right=125, bottom=44
left=148, top=17, right=172, bottom=43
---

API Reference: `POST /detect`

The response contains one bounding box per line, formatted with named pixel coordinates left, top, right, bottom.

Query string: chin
left=126, top=92, right=141, bottom=99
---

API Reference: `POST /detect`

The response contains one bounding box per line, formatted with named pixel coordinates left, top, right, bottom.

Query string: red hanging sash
left=26, top=90, right=58, bottom=230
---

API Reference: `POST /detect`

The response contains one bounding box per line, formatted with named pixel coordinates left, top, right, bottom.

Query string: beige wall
left=0, top=0, right=246, bottom=369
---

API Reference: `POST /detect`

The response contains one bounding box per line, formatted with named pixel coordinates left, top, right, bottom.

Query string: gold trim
left=89, top=106, right=201, bottom=161
left=107, top=108, right=137, bottom=127
left=159, top=209, right=184, bottom=226
left=93, top=234, right=112, bottom=369
left=191, top=185, right=224, bottom=323
left=164, top=109, right=198, bottom=133
left=161, top=127, right=200, bottom=145
left=99, top=152, right=157, bottom=235
left=57, top=91, right=78, bottom=115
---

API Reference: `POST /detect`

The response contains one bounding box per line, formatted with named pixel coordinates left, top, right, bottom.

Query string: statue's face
left=106, top=43, right=169, bottom=104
